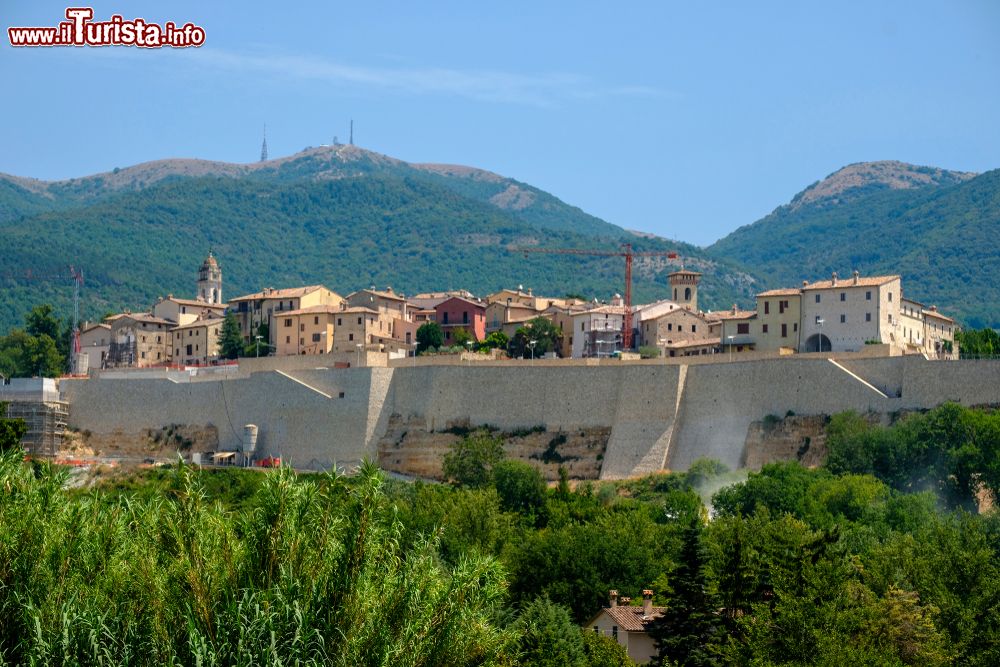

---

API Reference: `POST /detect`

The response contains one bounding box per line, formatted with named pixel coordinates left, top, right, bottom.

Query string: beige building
left=171, top=315, right=225, bottom=366
left=152, top=295, right=226, bottom=326
left=668, top=270, right=701, bottom=311
left=715, top=306, right=759, bottom=354
left=637, top=299, right=720, bottom=357
left=902, top=298, right=958, bottom=359
left=752, top=288, right=802, bottom=352
left=331, top=307, right=380, bottom=354
left=78, top=322, right=111, bottom=371
left=585, top=590, right=664, bottom=664
left=346, top=287, right=416, bottom=346
left=107, top=313, right=174, bottom=368
left=800, top=273, right=901, bottom=352
left=274, top=305, right=338, bottom=356
left=228, top=285, right=344, bottom=347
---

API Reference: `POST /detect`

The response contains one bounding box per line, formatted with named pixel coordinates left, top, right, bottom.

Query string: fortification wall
left=61, top=357, right=1000, bottom=478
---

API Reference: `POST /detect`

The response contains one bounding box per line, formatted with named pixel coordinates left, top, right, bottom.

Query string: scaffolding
left=2, top=400, right=68, bottom=458
left=0, top=378, right=68, bottom=458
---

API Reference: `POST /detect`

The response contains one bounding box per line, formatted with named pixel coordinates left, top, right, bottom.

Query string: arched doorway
left=804, top=333, right=832, bottom=352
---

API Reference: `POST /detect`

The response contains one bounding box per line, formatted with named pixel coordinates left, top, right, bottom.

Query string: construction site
left=0, top=378, right=69, bottom=458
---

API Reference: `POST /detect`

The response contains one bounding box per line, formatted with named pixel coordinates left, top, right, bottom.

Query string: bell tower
left=197, top=251, right=223, bottom=304
left=668, top=269, right=701, bottom=310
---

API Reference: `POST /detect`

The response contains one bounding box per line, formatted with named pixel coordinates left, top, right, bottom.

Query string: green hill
left=0, top=147, right=755, bottom=333
left=707, top=161, right=999, bottom=328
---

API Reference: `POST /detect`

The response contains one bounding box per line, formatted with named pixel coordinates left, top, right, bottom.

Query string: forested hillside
left=708, top=162, right=999, bottom=327
left=0, top=147, right=755, bottom=334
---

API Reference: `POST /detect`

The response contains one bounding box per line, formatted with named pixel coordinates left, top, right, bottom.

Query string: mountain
left=707, top=161, right=999, bottom=328
left=0, top=146, right=756, bottom=334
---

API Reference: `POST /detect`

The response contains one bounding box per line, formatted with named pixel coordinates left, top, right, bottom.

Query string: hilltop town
left=77, top=251, right=959, bottom=374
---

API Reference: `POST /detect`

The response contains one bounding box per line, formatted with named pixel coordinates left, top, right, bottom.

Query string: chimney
left=930, top=305, right=938, bottom=312
left=853, top=270, right=860, bottom=285
left=831, top=271, right=838, bottom=286
left=731, top=304, right=738, bottom=315
left=609, top=590, right=619, bottom=608
left=643, top=590, right=653, bottom=617
left=527, top=287, right=533, bottom=296
left=620, top=597, right=631, bottom=606
left=802, top=280, right=808, bottom=287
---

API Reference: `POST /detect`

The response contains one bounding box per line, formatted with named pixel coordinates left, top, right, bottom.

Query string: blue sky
left=2, top=1, right=998, bottom=245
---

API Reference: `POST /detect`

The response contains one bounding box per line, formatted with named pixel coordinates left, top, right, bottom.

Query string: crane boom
left=519, top=243, right=681, bottom=349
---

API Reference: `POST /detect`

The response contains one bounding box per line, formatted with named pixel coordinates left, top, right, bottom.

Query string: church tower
left=668, top=269, right=701, bottom=310
left=197, top=252, right=223, bottom=304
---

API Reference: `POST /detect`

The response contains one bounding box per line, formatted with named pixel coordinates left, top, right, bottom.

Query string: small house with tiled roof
left=584, top=590, right=664, bottom=664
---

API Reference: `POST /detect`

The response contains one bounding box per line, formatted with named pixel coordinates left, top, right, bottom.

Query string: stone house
left=107, top=313, right=174, bottom=368
left=274, top=305, right=338, bottom=356
left=171, top=315, right=225, bottom=366
left=584, top=590, right=664, bottom=664
left=78, top=322, right=111, bottom=371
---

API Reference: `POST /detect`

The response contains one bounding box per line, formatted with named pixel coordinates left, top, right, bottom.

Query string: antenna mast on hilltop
left=349, top=119, right=353, bottom=145
left=260, top=124, right=268, bottom=162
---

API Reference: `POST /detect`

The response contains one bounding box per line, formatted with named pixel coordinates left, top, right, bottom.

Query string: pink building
left=434, top=296, right=486, bottom=343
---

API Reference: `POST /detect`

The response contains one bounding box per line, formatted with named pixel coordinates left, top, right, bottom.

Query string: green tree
left=649, top=516, right=720, bottom=666
left=25, top=304, right=61, bottom=341
left=0, top=402, right=27, bottom=452
left=243, top=322, right=271, bottom=357
left=581, top=629, right=637, bottom=667
left=217, top=313, right=243, bottom=360
left=481, top=330, right=509, bottom=351
left=453, top=327, right=474, bottom=348
left=518, top=597, right=587, bottom=667
left=442, top=429, right=505, bottom=488
left=493, top=459, right=547, bottom=515
left=416, top=321, right=444, bottom=353
left=510, top=316, right=562, bottom=358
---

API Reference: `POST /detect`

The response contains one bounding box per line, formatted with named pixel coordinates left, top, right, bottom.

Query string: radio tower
left=349, top=119, right=353, bottom=145
left=260, top=124, right=268, bottom=162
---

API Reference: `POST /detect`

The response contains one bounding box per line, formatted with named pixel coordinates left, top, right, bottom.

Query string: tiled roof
left=229, top=285, right=327, bottom=302
left=273, top=305, right=342, bottom=317
left=339, top=307, right=380, bottom=315
left=757, top=288, right=802, bottom=297
left=117, top=313, right=174, bottom=325
left=923, top=309, right=954, bottom=323
left=802, top=275, right=899, bottom=290
left=163, top=297, right=227, bottom=309
left=81, top=322, right=110, bottom=334
left=600, top=606, right=666, bottom=632
left=709, top=309, right=756, bottom=320
left=171, top=316, right=224, bottom=331
left=350, top=288, right=406, bottom=302
left=575, top=305, right=627, bottom=316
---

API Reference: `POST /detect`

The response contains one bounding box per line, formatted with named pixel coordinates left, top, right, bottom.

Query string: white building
left=570, top=305, right=625, bottom=358
left=799, top=272, right=900, bottom=352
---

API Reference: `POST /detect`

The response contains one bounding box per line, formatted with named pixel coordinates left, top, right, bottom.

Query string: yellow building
left=228, top=285, right=344, bottom=346
left=274, top=305, right=338, bottom=356
left=331, top=307, right=380, bottom=354
left=171, top=315, right=225, bottom=366
left=152, top=295, right=227, bottom=326
left=752, top=288, right=802, bottom=352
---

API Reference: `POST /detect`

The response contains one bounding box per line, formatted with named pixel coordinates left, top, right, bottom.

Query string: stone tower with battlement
left=668, top=270, right=701, bottom=310
left=197, top=252, right=223, bottom=304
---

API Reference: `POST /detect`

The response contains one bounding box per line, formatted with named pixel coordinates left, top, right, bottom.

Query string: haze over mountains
left=1, top=148, right=996, bottom=334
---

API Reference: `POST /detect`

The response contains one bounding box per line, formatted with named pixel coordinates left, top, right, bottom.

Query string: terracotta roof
left=161, top=297, right=226, bottom=309
left=709, top=309, right=756, bottom=320
left=668, top=269, right=701, bottom=277
left=279, top=305, right=344, bottom=316
left=757, top=288, right=802, bottom=297
left=349, top=288, right=406, bottom=302
left=598, top=606, right=666, bottom=632
left=81, top=322, right=110, bottom=334
left=575, top=305, right=627, bottom=316
left=339, top=307, right=379, bottom=315
left=802, top=275, right=899, bottom=290
left=435, top=295, right=485, bottom=309
left=117, top=313, right=174, bottom=325
left=229, top=285, right=328, bottom=302
left=663, top=338, right=719, bottom=350
left=923, top=309, right=954, bottom=323
left=171, top=316, right=225, bottom=331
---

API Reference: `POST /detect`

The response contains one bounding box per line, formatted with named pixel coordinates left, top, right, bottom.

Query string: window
left=815, top=315, right=822, bottom=324
left=781, top=323, right=787, bottom=338
left=815, top=294, right=821, bottom=303
left=357, top=317, right=362, bottom=325
left=314, top=316, right=319, bottom=325
left=141, top=351, right=146, bottom=359
left=348, top=333, right=354, bottom=341
left=866, top=312, right=871, bottom=322
left=779, top=300, right=786, bottom=314
left=612, top=626, right=618, bottom=640
left=285, top=336, right=290, bottom=344
left=762, top=324, right=768, bottom=333
left=141, top=335, right=146, bottom=343
left=764, top=301, right=769, bottom=314
left=840, top=314, right=846, bottom=323
left=463, top=311, right=469, bottom=324
left=300, top=324, right=305, bottom=332
left=157, top=352, right=161, bottom=359
left=684, top=287, right=691, bottom=301
left=195, top=344, right=199, bottom=351
left=337, top=317, right=342, bottom=326
left=186, top=344, right=192, bottom=355
left=285, top=318, right=292, bottom=327
left=312, top=333, right=321, bottom=342
left=300, top=338, right=304, bottom=345
left=840, top=292, right=846, bottom=302
left=443, top=312, right=449, bottom=324
left=888, top=313, right=893, bottom=323
left=794, top=323, right=798, bottom=332
left=668, top=323, right=673, bottom=331
left=866, top=291, right=872, bottom=300
left=581, top=322, right=585, bottom=331
left=692, top=325, right=697, bottom=333
left=888, top=292, right=893, bottom=302
left=737, top=323, right=749, bottom=335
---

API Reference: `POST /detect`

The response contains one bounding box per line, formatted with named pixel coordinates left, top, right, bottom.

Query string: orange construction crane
left=519, top=243, right=680, bottom=349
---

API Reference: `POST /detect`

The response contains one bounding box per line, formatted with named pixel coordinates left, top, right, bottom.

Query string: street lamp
left=254, top=335, right=263, bottom=359
left=528, top=339, right=537, bottom=360
left=727, top=335, right=734, bottom=362
left=356, top=343, right=363, bottom=367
